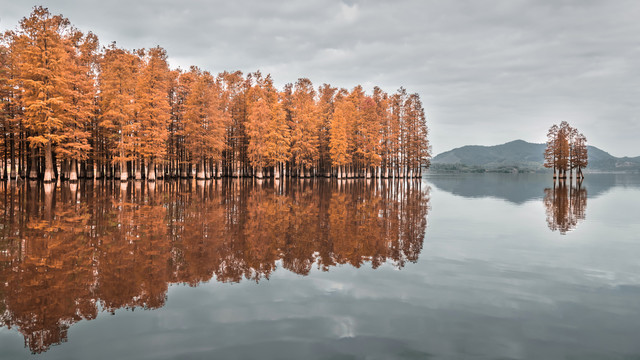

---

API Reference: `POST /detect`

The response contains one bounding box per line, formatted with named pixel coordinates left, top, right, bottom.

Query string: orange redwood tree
left=134, top=46, right=171, bottom=181
left=13, top=7, right=72, bottom=182
left=98, top=44, right=140, bottom=181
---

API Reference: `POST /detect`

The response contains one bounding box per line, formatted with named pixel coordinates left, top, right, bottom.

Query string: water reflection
left=543, top=181, right=587, bottom=234
left=0, top=179, right=430, bottom=353
left=426, top=173, right=640, bottom=204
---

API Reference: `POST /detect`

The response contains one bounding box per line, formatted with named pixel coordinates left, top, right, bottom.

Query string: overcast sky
left=2, top=0, right=639, bottom=156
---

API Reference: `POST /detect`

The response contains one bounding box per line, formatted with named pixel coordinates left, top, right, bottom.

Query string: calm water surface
left=0, top=174, right=639, bottom=359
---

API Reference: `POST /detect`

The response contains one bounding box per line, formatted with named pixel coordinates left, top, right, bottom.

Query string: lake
left=1, top=174, right=639, bottom=359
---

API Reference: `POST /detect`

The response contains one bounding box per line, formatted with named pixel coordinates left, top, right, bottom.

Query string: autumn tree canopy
left=1, top=7, right=431, bottom=182
left=543, top=121, right=588, bottom=179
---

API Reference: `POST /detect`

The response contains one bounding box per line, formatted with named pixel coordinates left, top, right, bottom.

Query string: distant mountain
left=431, top=140, right=640, bottom=172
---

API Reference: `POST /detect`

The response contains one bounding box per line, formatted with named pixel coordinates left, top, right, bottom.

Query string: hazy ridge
left=431, top=140, right=640, bottom=172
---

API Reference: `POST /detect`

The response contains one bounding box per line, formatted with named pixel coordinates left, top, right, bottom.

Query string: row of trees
left=543, top=121, right=588, bottom=179
left=1, top=7, right=431, bottom=183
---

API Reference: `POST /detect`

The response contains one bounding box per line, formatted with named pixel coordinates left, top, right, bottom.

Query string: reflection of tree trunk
left=120, top=179, right=128, bottom=194
left=43, top=182, right=54, bottom=222
left=148, top=180, right=156, bottom=199
left=70, top=182, right=78, bottom=203
left=134, top=179, right=142, bottom=198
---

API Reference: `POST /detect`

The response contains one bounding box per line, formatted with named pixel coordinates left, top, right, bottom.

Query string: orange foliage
left=1, top=7, right=430, bottom=181
left=0, top=179, right=430, bottom=353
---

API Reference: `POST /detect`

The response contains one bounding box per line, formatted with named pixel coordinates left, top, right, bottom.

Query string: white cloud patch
left=338, top=2, right=359, bottom=23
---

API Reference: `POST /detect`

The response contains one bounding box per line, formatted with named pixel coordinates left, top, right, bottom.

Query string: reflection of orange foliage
left=0, top=179, right=429, bottom=353
left=1, top=182, right=96, bottom=354
left=544, top=181, right=587, bottom=234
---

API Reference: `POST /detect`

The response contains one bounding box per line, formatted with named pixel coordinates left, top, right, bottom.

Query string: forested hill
left=431, top=140, right=640, bottom=172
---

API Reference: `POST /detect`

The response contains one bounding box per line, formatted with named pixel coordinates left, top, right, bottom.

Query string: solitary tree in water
left=544, top=121, right=588, bottom=179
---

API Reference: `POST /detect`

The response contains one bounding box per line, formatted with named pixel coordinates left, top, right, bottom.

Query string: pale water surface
left=0, top=174, right=639, bottom=360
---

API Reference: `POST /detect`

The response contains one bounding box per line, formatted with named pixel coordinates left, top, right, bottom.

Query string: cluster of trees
left=1, top=7, right=430, bottom=183
left=0, top=179, right=430, bottom=353
left=543, top=121, right=588, bottom=179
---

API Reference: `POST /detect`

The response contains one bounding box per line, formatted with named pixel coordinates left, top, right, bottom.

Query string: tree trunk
left=135, top=159, right=142, bottom=180
left=120, top=161, right=128, bottom=181
left=79, top=161, right=86, bottom=178
left=274, top=164, right=281, bottom=179
left=2, top=133, right=6, bottom=180
left=148, top=159, right=156, bottom=181
left=196, top=160, right=205, bottom=179
left=94, top=162, right=101, bottom=179
left=29, top=154, right=38, bottom=179
left=70, top=159, right=78, bottom=182
left=9, top=133, right=17, bottom=181
left=43, top=141, right=55, bottom=183
left=85, top=161, right=93, bottom=178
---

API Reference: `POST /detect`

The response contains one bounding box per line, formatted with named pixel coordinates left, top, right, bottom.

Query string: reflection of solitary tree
left=544, top=181, right=587, bottom=234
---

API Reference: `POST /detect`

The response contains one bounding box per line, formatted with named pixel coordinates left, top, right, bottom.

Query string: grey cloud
left=1, top=0, right=638, bottom=156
